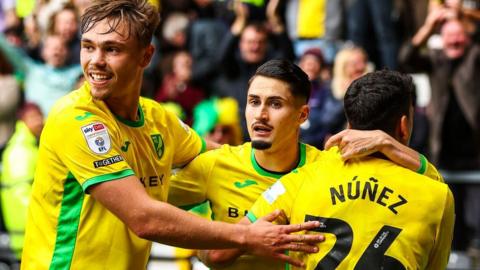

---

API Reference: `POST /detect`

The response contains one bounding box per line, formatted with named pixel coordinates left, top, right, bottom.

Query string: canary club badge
left=82, top=122, right=111, bottom=154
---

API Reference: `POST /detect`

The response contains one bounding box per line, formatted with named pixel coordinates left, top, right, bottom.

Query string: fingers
left=324, top=130, right=347, bottom=150
left=280, top=233, right=325, bottom=244
left=279, top=242, right=319, bottom=253
left=260, top=209, right=282, bottom=222
left=274, top=252, right=306, bottom=268
left=284, top=221, right=320, bottom=233
left=341, top=144, right=374, bottom=160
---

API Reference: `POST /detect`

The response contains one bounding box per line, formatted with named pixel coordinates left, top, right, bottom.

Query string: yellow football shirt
left=21, top=82, right=204, bottom=270
left=248, top=149, right=454, bottom=270
left=168, top=142, right=325, bottom=270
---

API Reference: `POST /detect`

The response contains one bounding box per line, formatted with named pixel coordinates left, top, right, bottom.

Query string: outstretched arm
left=89, top=176, right=322, bottom=267
left=325, top=129, right=422, bottom=172
left=0, top=33, right=31, bottom=73
left=198, top=210, right=322, bottom=268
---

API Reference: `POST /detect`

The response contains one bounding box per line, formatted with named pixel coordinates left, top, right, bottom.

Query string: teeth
left=91, top=73, right=109, bottom=81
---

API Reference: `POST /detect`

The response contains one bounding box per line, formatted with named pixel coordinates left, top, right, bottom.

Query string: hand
left=326, top=129, right=422, bottom=171
left=244, top=210, right=324, bottom=268
left=425, top=7, right=449, bottom=29
left=325, top=129, right=388, bottom=161
left=231, top=0, right=249, bottom=35
left=266, top=0, right=284, bottom=33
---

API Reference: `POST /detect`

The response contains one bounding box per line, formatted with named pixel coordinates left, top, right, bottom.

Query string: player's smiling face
left=246, top=75, right=306, bottom=151
left=80, top=18, right=147, bottom=100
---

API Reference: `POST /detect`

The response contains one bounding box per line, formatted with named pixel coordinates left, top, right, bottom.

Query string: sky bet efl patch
left=81, top=122, right=111, bottom=154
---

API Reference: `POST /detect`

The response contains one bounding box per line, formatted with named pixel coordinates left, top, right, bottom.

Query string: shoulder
left=200, top=143, right=247, bottom=159
left=45, top=85, right=117, bottom=139
left=305, top=145, right=342, bottom=164
left=374, top=158, right=450, bottom=195
left=141, top=98, right=184, bottom=129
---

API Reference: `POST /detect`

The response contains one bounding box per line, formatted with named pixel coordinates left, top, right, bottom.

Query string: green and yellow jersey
left=168, top=142, right=325, bottom=270
left=21, top=82, right=204, bottom=270
left=248, top=149, right=454, bottom=270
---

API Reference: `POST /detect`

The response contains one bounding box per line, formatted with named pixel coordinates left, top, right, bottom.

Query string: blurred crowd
left=0, top=0, right=480, bottom=268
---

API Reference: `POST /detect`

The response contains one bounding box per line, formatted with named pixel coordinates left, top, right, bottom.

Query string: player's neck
left=106, top=96, right=140, bottom=121
left=254, top=142, right=300, bottom=173
left=105, top=82, right=142, bottom=121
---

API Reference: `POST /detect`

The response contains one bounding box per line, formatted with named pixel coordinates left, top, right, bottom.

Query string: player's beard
left=251, top=140, right=272, bottom=150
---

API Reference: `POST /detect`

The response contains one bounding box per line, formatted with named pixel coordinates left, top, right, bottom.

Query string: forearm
left=198, top=248, right=245, bottom=268
left=90, top=177, right=246, bottom=249
left=411, top=24, right=434, bottom=46
left=0, top=34, right=28, bottom=72
left=138, top=200, right=247, bottom=249
left=197, top=216, right=252, bottom=267
left=378, top=136, right=421, bottom=172
left=326, top=129, right=421, bottom=172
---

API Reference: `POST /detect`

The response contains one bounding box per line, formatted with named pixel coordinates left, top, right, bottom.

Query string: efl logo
left=93, top=123, right=105, bottom=131
left=81, top=122, right=111, bottom=155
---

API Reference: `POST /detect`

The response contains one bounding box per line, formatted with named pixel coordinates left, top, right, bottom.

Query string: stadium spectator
left=192, top=97, right=243, bottom=146
left=346, top=0, right=400, bottom=69
left=331, top=45, right=371, bottom=101
left=0, top=50, right=20, bottom=155
left=155, top=50, right=205, bottom=125
left=399, top=14, right=480, bottom=252
left=1, top=103, right=43, bottom=260
left=285, top=0, right=343, bottom=63
left=429, top=0, right=480, bottom=40
left=246, top=70, right=453, bottom=269
left=212, top=0, right=294, bottom=139
left=0, top=33, right=82, bottom=116
left=20, top=1, right=324, bottom=269
left=48, top=3, right=81, bottom=65
left=0, top=0, right=17, bottom=33
left=161, top=12, right=190, bottom=52
left=169, top=60, right=443, bottom=270
left=298, top=48, right=345, bottom=149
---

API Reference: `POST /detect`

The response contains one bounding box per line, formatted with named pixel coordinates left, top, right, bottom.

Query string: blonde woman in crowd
left=331, top=45, right=372, bottom=101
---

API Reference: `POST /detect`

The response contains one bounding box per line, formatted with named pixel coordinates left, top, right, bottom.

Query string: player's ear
left=298, top=104, right=309, bottom=124
left=398, top=114, right=411, bottom=144
left=140, top=44, right=155, bottom=67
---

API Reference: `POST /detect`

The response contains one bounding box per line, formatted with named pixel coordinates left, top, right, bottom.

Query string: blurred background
left=0, top=0, right=479, bottom=269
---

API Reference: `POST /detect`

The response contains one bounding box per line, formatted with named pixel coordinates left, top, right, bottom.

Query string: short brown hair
left=81, top=0, right=160, bottom=48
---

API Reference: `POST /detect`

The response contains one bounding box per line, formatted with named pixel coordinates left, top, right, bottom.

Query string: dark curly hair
left=344, top=70, right=415, bottom=135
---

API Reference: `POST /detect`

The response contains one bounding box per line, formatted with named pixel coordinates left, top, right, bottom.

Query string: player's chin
left=251, top=140, right=272, bottom=150
left=91, top=89, right=110, bottom=100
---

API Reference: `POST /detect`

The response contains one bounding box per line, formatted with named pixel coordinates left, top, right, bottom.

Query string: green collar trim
left=115, top=104, right=144, bottom=127
left=251, top=143, right=306, bottom=179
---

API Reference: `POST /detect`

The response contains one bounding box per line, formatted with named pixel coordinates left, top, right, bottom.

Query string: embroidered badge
left=81, top=122, right=111, bottom=154
left=151, top=134, right=164, bottom=159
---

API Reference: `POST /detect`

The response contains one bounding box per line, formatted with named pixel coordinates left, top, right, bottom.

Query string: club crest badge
left=81, top=122, right=111, bottom=154
left=150, top=134, right=164, bottom=159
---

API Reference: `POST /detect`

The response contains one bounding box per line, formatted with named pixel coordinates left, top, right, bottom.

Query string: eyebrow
left=248, top=94, right=286, bottom=101
left=81, top=38, right=126, bottom=47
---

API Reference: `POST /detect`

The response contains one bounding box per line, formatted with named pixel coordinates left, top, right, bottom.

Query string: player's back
left=250, top=152, right=454, bottom=270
